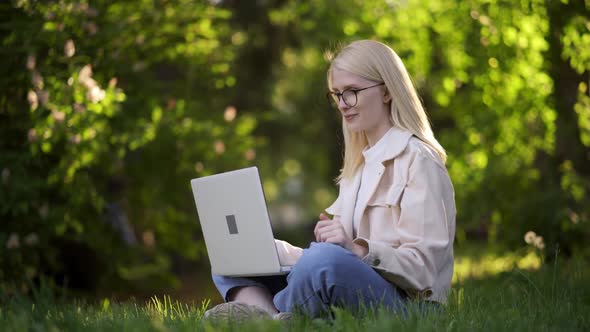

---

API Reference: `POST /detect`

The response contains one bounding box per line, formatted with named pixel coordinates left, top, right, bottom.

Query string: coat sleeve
left=353, top=150, right=455, bottom=298
left=325, top=194, right=342, bottom=217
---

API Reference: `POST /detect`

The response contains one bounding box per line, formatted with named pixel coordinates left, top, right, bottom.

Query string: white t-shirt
left=352, top=128, right=394, bottom=237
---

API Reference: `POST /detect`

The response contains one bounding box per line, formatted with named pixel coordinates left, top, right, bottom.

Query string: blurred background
left=1, top=0, right=588, bottom=304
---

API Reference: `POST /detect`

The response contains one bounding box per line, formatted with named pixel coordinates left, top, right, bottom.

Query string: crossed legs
left=212, top=242, right=406, bottom=317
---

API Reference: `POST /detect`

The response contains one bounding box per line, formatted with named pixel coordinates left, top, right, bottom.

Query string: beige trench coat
left=326, top=127, right=456, bottom=303
left=275, top=126, right=456, bottom=303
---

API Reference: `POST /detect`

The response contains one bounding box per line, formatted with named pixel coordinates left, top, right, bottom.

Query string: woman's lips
left=343, top=114, right=358, bottom=121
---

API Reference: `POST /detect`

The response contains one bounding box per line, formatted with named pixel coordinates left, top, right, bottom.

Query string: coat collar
left=338, top=126, right=414, bottom=239
left=380, top=126, right=414, bottom=162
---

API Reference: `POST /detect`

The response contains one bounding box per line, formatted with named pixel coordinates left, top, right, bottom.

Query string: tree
left=0, top=0, right=257, bottom=292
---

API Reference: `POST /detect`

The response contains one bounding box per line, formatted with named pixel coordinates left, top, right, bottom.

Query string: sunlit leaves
left=1, top=0, right=256, bottom=289
left=560, top=160, right=587, bottom=203
left=562, top=16, right=590, bottom=74
left=3, top=0, right=589, bottom=292
left=574, top=82, right=590, bottom=147
left=295, top=0, right=587, bottom=250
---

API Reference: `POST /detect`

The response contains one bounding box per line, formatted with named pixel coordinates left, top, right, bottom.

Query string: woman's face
left=330, top=67, right=392, bottom=143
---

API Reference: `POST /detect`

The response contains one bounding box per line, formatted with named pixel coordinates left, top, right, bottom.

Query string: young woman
left=204, top=39, right=456, bottom=321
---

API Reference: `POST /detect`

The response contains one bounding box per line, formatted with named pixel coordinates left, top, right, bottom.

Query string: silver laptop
left=190, top=166, right=292, bottom=276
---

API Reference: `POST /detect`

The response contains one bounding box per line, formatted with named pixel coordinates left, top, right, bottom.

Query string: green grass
left=1, top=258, right=588, bottom=331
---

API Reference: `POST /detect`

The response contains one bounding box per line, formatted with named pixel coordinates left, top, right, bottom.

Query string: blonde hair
left=327, top=40, right=447, bottom=181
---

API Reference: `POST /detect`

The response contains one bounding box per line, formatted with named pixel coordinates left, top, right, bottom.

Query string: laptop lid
left=190, top=167, right=286, bottom=276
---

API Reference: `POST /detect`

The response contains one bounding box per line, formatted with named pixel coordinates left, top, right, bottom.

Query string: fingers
left=314, top=214, right=331, bottom=240
left=314, top=222, right=345, bottom=243
left=320, top=230, right=349, bottom=247
left=316, top=226, right=334, bottom=242
left=324, top=234, right=347, bottom=245
left=313, top=219, right=333, bottom=241
left=314, top=220, right=332, bottom=233
left=314, top=220, right=336, bottom=239
left=318, top=230, right=340, bottom=243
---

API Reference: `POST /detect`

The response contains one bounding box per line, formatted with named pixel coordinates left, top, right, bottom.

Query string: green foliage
left=1, top=0, right=256, bottom=291
left=1, top=0, right=589, bottom=294
left=259, top=0, right=590, bottom=255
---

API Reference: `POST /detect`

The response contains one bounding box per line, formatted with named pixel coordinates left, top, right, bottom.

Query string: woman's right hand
left=314, top=213, right=368, bottom=258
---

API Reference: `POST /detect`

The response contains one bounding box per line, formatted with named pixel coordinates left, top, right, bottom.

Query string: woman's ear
left=383, top=89, right=392, bottom=103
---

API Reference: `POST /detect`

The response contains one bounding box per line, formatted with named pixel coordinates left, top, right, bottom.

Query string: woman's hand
left=314, top=213, right=368, bottom=258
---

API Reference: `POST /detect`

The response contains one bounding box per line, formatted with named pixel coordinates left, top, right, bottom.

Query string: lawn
left=1, top=253, right=588, bottom=331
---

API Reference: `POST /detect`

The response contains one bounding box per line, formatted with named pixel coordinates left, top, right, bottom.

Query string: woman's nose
left=338, top=97, right=349, bottom=110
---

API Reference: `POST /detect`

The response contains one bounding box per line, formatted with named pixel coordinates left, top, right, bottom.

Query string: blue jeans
left=211, top=242, right=407, bottom=317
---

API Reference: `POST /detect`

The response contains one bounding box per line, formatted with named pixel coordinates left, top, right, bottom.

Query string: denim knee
left=290, top=242, right=358, bottom=282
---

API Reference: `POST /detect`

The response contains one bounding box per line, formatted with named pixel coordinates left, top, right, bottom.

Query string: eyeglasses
left=326, top=83, right=385, bottom=108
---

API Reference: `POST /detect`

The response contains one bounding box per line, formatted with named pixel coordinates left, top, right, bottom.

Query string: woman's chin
left=344, top=121, right=362, bottom=132
left=345, top=125, right=364, bottom=133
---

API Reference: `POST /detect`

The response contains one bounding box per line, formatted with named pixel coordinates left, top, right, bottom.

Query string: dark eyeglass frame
left=326, top=83, right=385, bottom=107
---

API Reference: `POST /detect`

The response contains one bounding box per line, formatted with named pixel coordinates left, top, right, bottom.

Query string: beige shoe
left=273, top=312, right=293, bottom=320
left=202, top=302, right=272, bottom=322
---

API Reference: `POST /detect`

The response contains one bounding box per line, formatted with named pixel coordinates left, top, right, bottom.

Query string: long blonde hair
left=327, top=40, right=447, bottom=181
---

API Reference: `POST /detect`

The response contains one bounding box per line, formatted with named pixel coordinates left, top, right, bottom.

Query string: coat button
left=373, top=259, right=381, bottom=266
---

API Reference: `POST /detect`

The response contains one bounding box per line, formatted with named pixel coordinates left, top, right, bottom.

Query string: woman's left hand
left=314, top=213, right=368, bottom=258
